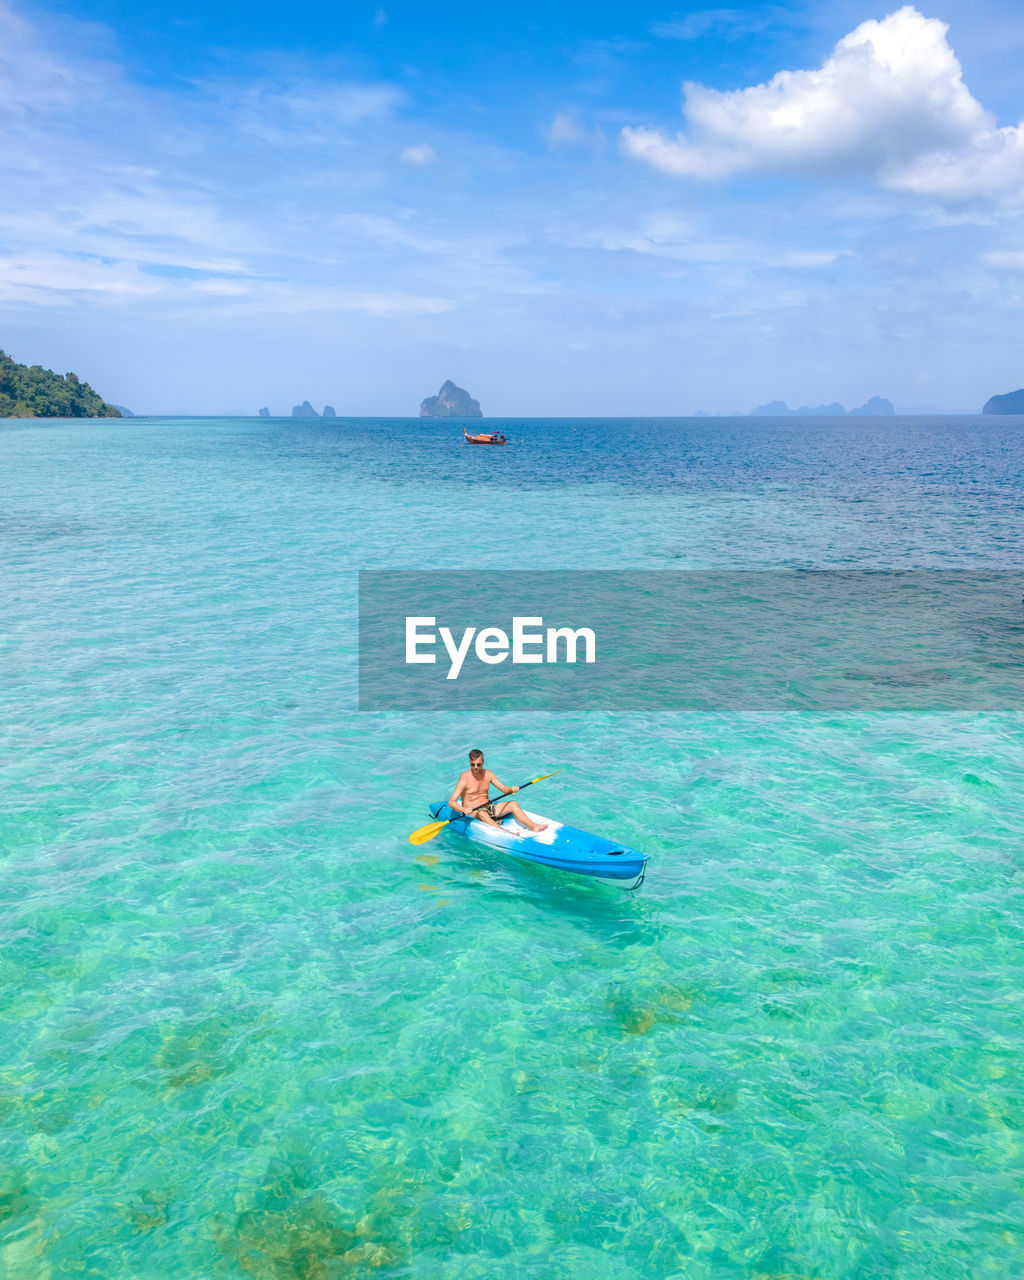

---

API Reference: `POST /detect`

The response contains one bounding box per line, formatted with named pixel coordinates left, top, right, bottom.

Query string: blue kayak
left=428, top=802, right=648, bottom=885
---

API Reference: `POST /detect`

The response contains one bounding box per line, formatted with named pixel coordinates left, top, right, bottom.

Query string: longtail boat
left=463, top=427, right=506, bottom=445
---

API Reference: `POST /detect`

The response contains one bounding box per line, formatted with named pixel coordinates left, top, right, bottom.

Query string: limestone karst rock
left=419, top=380, right=483, bottom=418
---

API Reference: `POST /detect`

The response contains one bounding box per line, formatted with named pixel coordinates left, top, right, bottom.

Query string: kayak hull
left=428, top=803, right=648, bottom=882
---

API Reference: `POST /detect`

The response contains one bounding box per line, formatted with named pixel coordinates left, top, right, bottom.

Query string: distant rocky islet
left=749, top=396, right=895, bottom=417
left=254, top=382, right=484, bottom=418
left=249, top=384, right=1024, bottom=419
left=256, top=402, right=337, bottom=417
left=291, top=401, right=336, bottom=418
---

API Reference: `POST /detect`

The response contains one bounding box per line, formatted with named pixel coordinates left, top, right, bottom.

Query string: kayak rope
left=622, top=864, right=647, bottom=893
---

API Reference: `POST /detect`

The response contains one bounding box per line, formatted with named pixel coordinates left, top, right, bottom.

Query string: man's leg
left=493, top=800, right=548, bottom=833
left=472, top=807, right=503, bottom=829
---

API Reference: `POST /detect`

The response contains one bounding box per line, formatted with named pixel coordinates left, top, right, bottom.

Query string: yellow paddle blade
left=408, top=819, right=450, bottom=846
left=526, top=770, right=562, bottom=785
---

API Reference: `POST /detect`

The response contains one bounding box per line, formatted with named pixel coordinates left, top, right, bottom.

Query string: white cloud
left=545, top=111, right=586, bottom=146
left=398, top=144, right=438, bottom=165
left=624, top=6, right=1024, bottom=203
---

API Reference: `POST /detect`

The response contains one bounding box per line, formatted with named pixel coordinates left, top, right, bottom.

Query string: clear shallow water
left=1, top=416, right=1023, bottom=1279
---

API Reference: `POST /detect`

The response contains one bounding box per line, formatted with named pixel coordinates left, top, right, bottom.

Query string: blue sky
left=3, top=0, right=1024, bottom=414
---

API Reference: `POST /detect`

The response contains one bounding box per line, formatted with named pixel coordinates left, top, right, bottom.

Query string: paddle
left=407, top=771, right=562, bottom=846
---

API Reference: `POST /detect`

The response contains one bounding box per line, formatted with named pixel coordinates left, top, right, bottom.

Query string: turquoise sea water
left=2, top=415, right=1023, bottom=1279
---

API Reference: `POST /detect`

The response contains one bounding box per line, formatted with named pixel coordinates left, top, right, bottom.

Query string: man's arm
left=448, top=773, right=469, bottom=813
left=488, top=771, right=518, bottom=796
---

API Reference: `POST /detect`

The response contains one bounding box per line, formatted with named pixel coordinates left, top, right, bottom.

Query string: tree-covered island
left=0, top=349, right=121, bottom=418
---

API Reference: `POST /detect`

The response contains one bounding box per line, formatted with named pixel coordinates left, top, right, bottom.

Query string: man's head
left=469, top=749, right=484, bottom=770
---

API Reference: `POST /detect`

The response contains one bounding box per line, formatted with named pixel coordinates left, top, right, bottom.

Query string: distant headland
left=420, top=380, right=483, bottom=418
left=0, top=348, right=121, bottom=418
left=982, top=388, right=1024, bottom=414
left=749, top=397, right=895, bottom=417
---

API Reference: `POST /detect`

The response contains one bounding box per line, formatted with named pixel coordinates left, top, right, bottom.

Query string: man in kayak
left=448, top=750, right=548, bottom=833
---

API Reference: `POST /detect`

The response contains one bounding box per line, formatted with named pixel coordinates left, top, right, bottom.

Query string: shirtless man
left=448, top=750, right=547, bottom=833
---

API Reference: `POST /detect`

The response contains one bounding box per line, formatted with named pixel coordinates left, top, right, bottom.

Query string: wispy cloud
left=982, top=249, right=1024, bottom=268
left=545, top=111, right=586, bottom=146
left=218, top=80, right=406, bottom=148
left=545, top=109, right=610, bottom=150
left=330, top=213, right=549, bottom=299
left=573, top=37, right=648, bottom=70
left=650, top=8, right=774, bottom=41
left=0, top=1, right=116, bottom=116
left=626, top=6, right=1024, bottom=204
left=0, top=248, right=453, bottom=316
left=194, top=283, right=454, bottom=317
left=579, top=212, right=842, bottom=270
left=0, top=252, right=164, bottom=303
left=0, top=3, right=487, bottom=327
left=398, top=144, right=438, bottom=165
